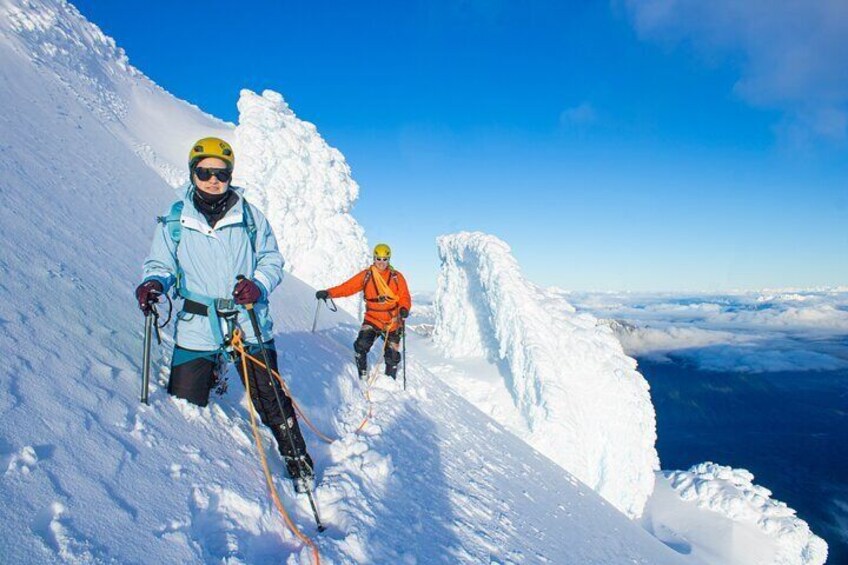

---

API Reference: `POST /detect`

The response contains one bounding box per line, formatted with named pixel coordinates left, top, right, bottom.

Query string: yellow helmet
left=373, top=243, right=391, bottom=259
left=189, top=137, right=234, bottom=169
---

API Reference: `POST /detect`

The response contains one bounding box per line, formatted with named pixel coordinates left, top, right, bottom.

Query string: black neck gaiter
left=193, top=187, right=236, bottom=228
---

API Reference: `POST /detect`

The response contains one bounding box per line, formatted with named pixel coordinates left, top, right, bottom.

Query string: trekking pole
left=141, top=311, right=153, bottom=404
left=402, top=319, right=407, bottom=391
left=311, top=298, right=338, bottom=334
left=311, top=300, right=321, bottom=334
left=237, top=276, right=326, bottom=532
left=140, top=293, right=168, bottom=404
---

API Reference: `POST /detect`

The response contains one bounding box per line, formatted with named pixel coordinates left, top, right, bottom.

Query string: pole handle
left=236, top=274, right=255, bottom=310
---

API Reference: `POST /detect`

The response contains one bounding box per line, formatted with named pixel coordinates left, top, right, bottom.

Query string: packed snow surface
left=642, top=464, right=828, bottom=565
left=432, top=232, right=659, bottom=519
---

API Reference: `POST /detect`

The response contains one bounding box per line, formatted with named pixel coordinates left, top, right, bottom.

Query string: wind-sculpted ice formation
left=433, top=231, right=659, bottom=518
left=662, top=463, right=828, bottom=564
left=233, top=89, right=370, bottom=313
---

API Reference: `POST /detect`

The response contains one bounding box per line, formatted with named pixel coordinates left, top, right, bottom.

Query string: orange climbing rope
left=227, top=324, right=394, bottom=562
left=348, top=329, right=393, bottom=433
left=231, top=343, right=376, bottom=442
left=231, top=329, right=321, bottom=565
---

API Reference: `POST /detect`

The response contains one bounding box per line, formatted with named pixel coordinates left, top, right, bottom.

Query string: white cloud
left=571, top=288, right=848, bottom=372
left=624, top=0, right=848, bottom=141
left=560, top=102, right=597, bottom=125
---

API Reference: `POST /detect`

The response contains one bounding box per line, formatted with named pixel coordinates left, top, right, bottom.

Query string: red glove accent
left=135, top=280, right=163, bottom=315
left=233, top=278, right=262, bottom=305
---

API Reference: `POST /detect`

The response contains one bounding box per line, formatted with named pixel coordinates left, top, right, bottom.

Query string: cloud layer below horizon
left=567, top=288, right=848, bottom=372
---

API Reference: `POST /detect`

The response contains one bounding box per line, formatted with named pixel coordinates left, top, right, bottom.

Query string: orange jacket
left=328, top=267, right=412, bottom=332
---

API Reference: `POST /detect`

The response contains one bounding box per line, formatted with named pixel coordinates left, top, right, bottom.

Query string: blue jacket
left=142, top=184, right=284, bottom=350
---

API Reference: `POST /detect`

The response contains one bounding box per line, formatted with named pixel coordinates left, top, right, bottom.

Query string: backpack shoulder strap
left=242, top=199, right=258, bottom=253
left=157, top=200, right=184, bottom=245
left=156, top=200, right=185, bottom=293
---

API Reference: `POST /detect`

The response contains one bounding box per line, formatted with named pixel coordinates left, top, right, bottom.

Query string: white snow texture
left=433, top=231, right=659, bottom=519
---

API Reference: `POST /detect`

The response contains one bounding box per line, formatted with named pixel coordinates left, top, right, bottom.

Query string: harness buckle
left=215, top=298, right=238, bottom=315
left=215, top=298, right=237, bottom=314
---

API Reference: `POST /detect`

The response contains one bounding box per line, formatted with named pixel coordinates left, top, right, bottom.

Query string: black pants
left=354, top=324, right=402, bottom=377
left=168, top=344, right=308, bottom=458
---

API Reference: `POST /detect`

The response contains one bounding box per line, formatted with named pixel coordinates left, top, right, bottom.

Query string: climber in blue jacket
left=134, top=137, right=313, bottom=484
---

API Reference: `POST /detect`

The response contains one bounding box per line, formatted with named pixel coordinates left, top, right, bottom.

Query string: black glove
left=316, top=290, right=329, bottom=300
left=135, top=280, right=163, bottom=315
left=233, top=278, right=263, bottom=305
left=399, top=307, right=409, bottom=319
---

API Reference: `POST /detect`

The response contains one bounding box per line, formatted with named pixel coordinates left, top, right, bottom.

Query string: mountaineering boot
left=285, top=454, right=315, bottom=493
left=355, top=352, right=367, bottom=380
left=385, top=363, right=398, bottom=380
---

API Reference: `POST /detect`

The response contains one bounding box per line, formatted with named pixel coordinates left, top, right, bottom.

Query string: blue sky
left=74, top=1, right=848, bottom=291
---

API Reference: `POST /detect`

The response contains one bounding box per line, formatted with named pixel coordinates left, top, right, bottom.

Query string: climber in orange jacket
left=316, top=243, right=412, bottom=379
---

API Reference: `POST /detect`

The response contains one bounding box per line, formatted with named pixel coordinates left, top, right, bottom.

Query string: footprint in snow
left=188, top=484, right=281, bottom=562
left=32, top=501, right=107, bottom=562
left=4, top=445, right=38, bottom=476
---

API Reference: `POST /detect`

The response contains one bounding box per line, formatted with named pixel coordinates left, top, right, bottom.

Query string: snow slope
left=432, top=232, right=659, bottom=520
left=0, top=0, right=370, bottom=299
left=0, top=1, right=686, bottom=563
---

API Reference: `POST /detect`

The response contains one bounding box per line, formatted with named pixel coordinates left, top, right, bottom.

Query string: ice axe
left=140, top=291, right=170, bottom=405
left=402, top=318, right=407, bottom=391
left=141, top=311, right=154, bottom=405
left=311, top=295, right=338, bottom=333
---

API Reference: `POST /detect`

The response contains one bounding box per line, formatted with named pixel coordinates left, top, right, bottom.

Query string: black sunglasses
left=374, top=257, right=390, bottom=262
left=194, top=167, right=232, bottom=182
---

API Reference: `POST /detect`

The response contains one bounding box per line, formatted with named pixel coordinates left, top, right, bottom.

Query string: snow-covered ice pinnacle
left=433, top=231, right=659, bottom=518
left=666, top=463, right=828, bottom=564
left=234, top=89, right=370, bottom=313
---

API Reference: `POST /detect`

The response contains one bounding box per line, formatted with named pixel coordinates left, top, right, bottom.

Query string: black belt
left=183, top=298, right=239, bottom=317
